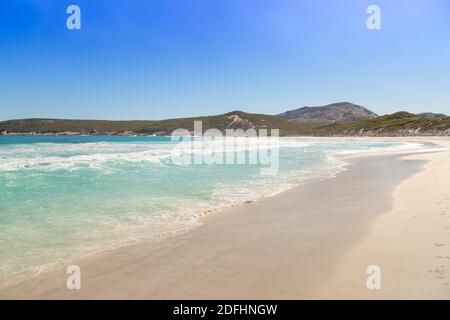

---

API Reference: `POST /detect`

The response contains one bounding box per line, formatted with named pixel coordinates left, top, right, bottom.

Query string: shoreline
left=0, top=137, right=420, bottom=290
left=2, top=138, right=448, bottom=299
left=2, top=133, right=450, bottom=138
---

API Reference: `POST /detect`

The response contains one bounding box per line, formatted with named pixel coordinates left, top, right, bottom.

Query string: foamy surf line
left=0, top=138, right=428, bottom=289
left=0, top=160, right=345, bottom=289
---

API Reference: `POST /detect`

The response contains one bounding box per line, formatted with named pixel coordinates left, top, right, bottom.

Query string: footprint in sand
left=433, top=266, right=446, bottom=280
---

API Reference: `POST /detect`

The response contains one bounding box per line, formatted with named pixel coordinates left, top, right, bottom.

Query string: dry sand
left=1, top=137, right=449, bottom=299
left=320, top=138, right=450, bottom=299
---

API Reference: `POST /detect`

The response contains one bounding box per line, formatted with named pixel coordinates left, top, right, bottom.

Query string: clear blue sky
left=0, top=0, right=449, bottom=120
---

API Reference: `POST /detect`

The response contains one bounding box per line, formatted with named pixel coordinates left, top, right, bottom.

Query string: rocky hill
left=417, top=112, right=447, bottom=120
left=277, top=102, right=378, bottom=124
left=302, top=112, right=450, bottom=136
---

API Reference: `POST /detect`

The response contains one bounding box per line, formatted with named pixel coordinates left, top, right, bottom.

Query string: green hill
left=301, top=112, right=450, bottom=136
left=0, top=111, right=301, bottom=136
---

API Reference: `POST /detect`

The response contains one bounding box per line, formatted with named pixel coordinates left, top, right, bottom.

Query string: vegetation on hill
left=0, top=111, right=300, bottom=136
left=300, top=112, right=450, bottom=136
left=1, top=110, right=449, bottom=137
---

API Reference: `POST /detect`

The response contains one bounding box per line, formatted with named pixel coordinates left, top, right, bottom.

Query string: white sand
left=319, top=137, right=450, bottom=299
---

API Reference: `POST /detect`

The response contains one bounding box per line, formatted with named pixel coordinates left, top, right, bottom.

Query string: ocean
left=0, top=135, right=423, bottom=287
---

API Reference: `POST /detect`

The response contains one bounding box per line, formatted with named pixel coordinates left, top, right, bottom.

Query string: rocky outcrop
left=348, top=128, right=450, bottom=137
left=277, top=102, right=378, bottom=124
left=225, top=114, right=256, bottom=131
left=117, top=131, right=137, bottom=136
left=315, top=126, right=450, bottom=137
left=56, top=131, right=82, bottom=136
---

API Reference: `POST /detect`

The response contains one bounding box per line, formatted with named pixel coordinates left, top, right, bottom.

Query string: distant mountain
left=277, top=102, right=378, bottom=124
left=417, top=112, right=447, bottom=120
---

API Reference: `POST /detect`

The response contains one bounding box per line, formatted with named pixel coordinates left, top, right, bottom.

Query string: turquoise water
left=0, top=136, right=422, bottom=287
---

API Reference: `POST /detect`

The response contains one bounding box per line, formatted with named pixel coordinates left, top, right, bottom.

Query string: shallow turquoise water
left=0, top=136, right=422, bottom=286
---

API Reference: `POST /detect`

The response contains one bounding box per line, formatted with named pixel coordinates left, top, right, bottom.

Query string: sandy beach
left=1, top=137, right=449, bottom=300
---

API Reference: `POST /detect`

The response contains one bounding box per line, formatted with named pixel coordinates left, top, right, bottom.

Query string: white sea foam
left=0, top=138, right=312, bottom=172
left=0, top=142, right=173, bottom=172
left=336, top=141, right=425, bottom=155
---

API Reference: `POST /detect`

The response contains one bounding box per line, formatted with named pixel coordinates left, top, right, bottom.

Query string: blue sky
left=0, top=0, right=449, bottom=120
